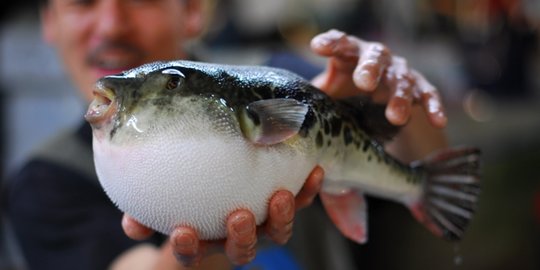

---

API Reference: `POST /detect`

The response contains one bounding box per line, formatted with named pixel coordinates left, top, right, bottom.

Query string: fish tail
left=408, top=146, right=481, bottom=241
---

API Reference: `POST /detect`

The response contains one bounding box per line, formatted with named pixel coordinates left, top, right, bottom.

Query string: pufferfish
left=85, top=60, right=481, bottom=243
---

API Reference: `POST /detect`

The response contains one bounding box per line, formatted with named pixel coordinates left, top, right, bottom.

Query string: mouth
left=85, top=83, right=117, bottom=127
left=88, top=46, right=144, bottom=78
left=91, top=59, right=138, bottom=78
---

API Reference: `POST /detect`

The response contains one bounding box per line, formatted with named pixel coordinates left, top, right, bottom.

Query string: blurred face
left=42, top=0, right=203, bottom=101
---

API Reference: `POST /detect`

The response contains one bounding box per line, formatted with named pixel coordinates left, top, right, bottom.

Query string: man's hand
left=121, top=166, right=324, bottom=267
left=310, top=29, right=447, bottom=129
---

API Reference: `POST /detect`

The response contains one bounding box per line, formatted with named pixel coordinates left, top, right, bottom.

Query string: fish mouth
left=85, top=83, right=117, bottom=128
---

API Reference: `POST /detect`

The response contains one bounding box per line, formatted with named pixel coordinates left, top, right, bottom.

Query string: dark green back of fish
left=154, top=61, right=400, bottom=145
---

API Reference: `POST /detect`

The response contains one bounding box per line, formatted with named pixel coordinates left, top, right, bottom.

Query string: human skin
left=41, top=0, right=448, bottom=268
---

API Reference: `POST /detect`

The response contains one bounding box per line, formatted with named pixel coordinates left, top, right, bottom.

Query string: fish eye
left=162, top=69, right=185, bottom=90
left=166, top=76, right=180, bottom=90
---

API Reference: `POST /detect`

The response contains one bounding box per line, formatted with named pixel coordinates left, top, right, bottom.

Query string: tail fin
left=409, top=147, right=481, bottom=241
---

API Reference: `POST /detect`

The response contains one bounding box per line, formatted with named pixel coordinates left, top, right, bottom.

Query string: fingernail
left=312, top=35, right=332, bottom=48
left=233, top=214, right=254, bottom=235
left=173, top=230, right=198, bottom=254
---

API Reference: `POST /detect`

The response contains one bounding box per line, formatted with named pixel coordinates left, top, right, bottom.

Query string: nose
left=95, top=0, right=130, bottom=39
left=85, top=79, right=117, bottom=127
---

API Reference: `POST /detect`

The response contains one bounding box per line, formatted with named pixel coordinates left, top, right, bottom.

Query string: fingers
left=412, top=70, right=448, bottom=128
left=311, top=29, right=360, bottom=68
left=384, top=65, right=447, bottom=127
left=170, top=227, right=205, bottom=267
left=311, top=29, right=392, bottom=97
left=310, top=30, right=360, bottom=96
left=163, top=166, right=324, bottom=267
left=311, top=29, right=447, bottom=129
left=295, top=165, right=324, bottom=210
left=264, top=166, right=324, bottom=245
left=384, top=56, right=414, bottom=126
left=353, top=41, right=391, bottom=92
left=265, top=190, right=295, bottom=245
left=121, top=214, right=154, bottom=240
left=225, top=210, right=257, bottom=265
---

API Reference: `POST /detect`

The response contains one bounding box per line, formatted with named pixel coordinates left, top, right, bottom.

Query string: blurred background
left=1, top=0, right=539, bottom=269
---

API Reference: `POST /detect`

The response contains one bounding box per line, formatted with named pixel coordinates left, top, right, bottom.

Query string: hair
left=39, top=0, right=195, bottom=7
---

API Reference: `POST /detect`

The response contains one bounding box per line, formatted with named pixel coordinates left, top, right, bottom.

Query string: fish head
left=84, top=62, right=204, bottom=143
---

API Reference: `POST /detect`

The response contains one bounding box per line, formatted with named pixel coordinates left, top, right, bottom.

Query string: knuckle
left=371, top=42, right=388, bottom=53
left=393, top=85, right=410, bottom=98
left=392, top=55, right=407, bottom=66
left=328, top=28, right=345, bottom=35
left=234, top=238, right=257, bottom=250
left=423, top=85, right=438, bottom=94
left=361, top=59, right=379, bottom=70
left=326, top=29, right=347, bottom=41
left=370, top=42, right=391, bottom=58
left=272, top=215, right=294, bottom=231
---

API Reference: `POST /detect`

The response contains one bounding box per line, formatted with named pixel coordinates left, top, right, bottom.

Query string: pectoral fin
left=239, top=98, right=308, bottom=145
left=320, top=187, right=368, bottom=244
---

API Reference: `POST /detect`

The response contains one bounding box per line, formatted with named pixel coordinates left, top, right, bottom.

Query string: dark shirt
left=5, top=123, right=164, bottom=270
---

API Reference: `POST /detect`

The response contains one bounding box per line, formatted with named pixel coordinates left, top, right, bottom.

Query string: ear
left=41, top=4, right=57, bottom=45
left=183, top=0, right=205, bottom=37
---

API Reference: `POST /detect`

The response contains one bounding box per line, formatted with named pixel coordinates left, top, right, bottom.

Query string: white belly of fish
left=93, top=132, right=315, bottom=240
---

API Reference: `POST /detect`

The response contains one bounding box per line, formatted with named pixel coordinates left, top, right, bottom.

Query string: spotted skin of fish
left=86, top=60, right=481, bottom=242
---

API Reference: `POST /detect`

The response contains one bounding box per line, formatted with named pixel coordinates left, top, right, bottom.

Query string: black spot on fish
left=362, top=139, right=370, bottom=152
left=343, top=126, right=353, bottom=146
left=327, top=140, right=331, bottom=147
left=367, top=155, right=372, bottom=162
left=316, top=131, right=323, bottom=148
left=330, top=117, right=342, bottom=137
left=299, top=109, right=316, bottom=137
left=131, top=89, right=141, bottom=100
left=323, top=119, right=330, bottom=135
left=253, top=87, right=273, bottom=100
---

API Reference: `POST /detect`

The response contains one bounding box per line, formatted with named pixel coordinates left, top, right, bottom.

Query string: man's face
left=42, top=0, right=202, bottom=101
